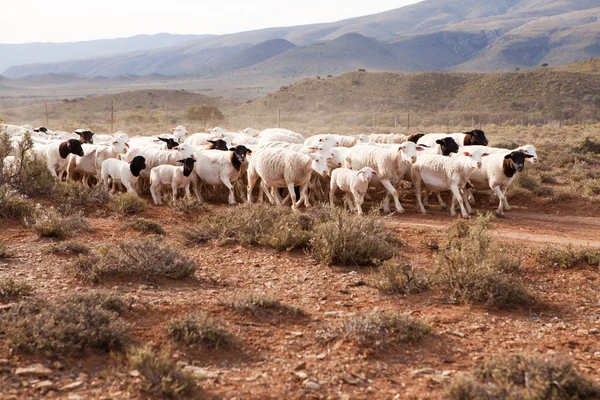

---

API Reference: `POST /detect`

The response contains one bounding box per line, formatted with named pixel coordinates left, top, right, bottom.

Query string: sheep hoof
left=396, top=209, right=405, bottom=214
left=504, top=206, right=512, bottom=212
left=423, top=204, right=430, bottom=209
left=495, top=211, right=506, bottom=218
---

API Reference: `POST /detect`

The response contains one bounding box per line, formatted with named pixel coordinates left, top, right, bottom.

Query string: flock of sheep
left=1, top=123, right=539, bottom=218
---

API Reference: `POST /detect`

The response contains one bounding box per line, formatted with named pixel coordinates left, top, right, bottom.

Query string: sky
left=0, top=0, right=422, bottom=44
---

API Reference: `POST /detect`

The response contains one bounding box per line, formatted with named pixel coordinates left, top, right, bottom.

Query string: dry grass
left=165, top=312, right=233, bottom=349
left=77, top=237, right=196, bottom=282
left=537, top=246, right=600, bottom=269
left=319, top=311, right=431, bottom=353
left=0, top=242, right=5, bottom=258
left=370, top=261, right=429, bottom=295
left=32, top=208, right=91, bottom=240
left=123, top=218, right=166, bottom=235
left=0, top=187, right=35, bottom=219
left=108, top=192, right=147, bottom=215
left=44, top=240, right=91, bottom=255
left=51, top=180, right=109, bottom=207
left=2, top=292, right=130, bottom=358
left=0, top=278, right=34, bottom=301
left=434, top=216, right=535, bottom=309
left=222, top=292, right=303, bottom=316
left=129, top=345, right=196, bottom=399
left=447, top=354, right=600, bottom=400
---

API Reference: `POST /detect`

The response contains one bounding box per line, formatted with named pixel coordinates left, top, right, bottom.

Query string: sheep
left=257, top=128, right=304, bottom=144
left=100, top=156, right=147, bottom=194
left=238, top=127, right=259, bottom=137
left=247, top=148, right=330, bottom=210
left=74, top=129, right=95, bottom=144
left=185, top=132, right=224, bottom=146
left=169, top=125, right=189, bottom=142
left=33, top=139, right=85, bottom=179
left=65, top=137, right=130, bottom=186
left=192, top=145, right=252, bottom=205
left=467, top=151, right=534, bottom=217
left=417, top=129, right=489, bottom=148
left=124, top=144, right=196, bottom=180
left=411, top=149, right=489, bottom=218
left=368, top=133, right=424, bottom=144
left=230, top=135, right=260, bottom=145
left=304, top=135, right=340, bottom=148
left=344, top=142, right=425, bottom=213
left=150, top=157, right=197, bottom=205
left=330, top=167, right=377, bottom=215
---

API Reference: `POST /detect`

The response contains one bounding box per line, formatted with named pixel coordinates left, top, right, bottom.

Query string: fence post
left=111, top=100, right=114, bottom=134
left=407, top=112, right=410, bottom=131
left=277, top=108, right=281, bottom=128
left=372, top=113, right=375, bottom=129
left=212, top=108, right=216, bottom=128
left=354, top=115, right=357, bottom=128
left=45, top=102, right=49, bottom=126
left=394, top=113, right=397, bottom=129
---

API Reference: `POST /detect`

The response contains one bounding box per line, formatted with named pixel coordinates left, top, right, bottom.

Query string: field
left=1, top=120, right=600, bottom=399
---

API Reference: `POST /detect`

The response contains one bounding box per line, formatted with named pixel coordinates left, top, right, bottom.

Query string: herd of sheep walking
left=1, top=123, right=539, bottom=218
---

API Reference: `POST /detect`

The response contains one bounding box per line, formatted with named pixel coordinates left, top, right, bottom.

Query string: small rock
left=290, top=331, right=304, bottom=337
left=183, top=366, right=219, bottom=379
left=294, top=362, right=307, bottom=371
left=245, top=375, right=260, bottom=382
left=304, top=380, right=321, bottom=390
left=547, top=349, right=557, bottom=355
left=129, top=370, right=140, bottom=377
left=60, top=381, right=83, bottom=391
left=411, top=368, right=435, bottom=376
left=295, top=371, right=308, bottom=380
left=15, top=364, right=53, bottom=377
left=446, top=330, right=467, bottom=338
left=589, top=328, right=599, bottom=335
left=34, top=381, right=54, bottom=390
left=0, top=359, right=9, bottom=366
left=52, top=361, right=63, bottom=370
left=316, top=353, right=327, bottom=360
left=341, top=373, right=360, bottom=385
left=441, top=370, right=453, bottom=377
left=68, top=395, right=84, bottom=400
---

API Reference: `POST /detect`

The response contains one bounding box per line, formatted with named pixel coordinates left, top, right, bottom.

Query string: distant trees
left=358, top=69, right=366, bottom=72
left=185, top=105, right=224, bottom=126
left=541, top=63, right=549, bottom=68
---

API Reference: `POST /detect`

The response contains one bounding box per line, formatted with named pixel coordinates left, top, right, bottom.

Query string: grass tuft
left=44, top=240, right=90, bottom=255
left=32, top=208, right=91, bottom=240
left=0, top=187, right=35, bottom=219
left=109, top=192, right=147, bottom=215
left=222, top=292, right=303, bottom=316
left=537, top=246, right=600, bottom=269
left=0, top=278, right=34, bottom=301
left=165, top=312, right=233, bottom=349
left=370, top=261, right=429, bottom=295
left=51, top=181, right=109, bottom=207
left=123, top=218, right=165, bottom=235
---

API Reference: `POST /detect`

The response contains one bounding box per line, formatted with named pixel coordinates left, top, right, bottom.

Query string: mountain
left=0, top=33, right=213, bottom=77
left=4, top=0, right=600, bottom=79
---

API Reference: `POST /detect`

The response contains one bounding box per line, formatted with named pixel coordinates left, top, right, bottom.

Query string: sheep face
left=398, top=142, right=426, bottom=164
left=462, top=149, right=489, bottom=169
left=75, top=129, right=94, bottom=144
left=207, top=139, right=229, bottom=151
left=464, top=129, right=489, bottom=146
left=62, top=139, right=85, bottom=157
left=174, top=144, right=195, bottom=159
left=358, top=167, right=377, bottom=182
left=436, top=137, right=459, bottom=156
left=505, top=151, right=534, bottom=172
left=170, top=125, right=188, bottom=139
left=158, top=137, right=180, bottom=149
left=519, top=145, right=538, bottom=163
left=112, top=138, right=129, bottom=154
left=310, top=153, right=331, bottom=177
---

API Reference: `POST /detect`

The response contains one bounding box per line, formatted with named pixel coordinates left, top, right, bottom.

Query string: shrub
left=446, top=354, right=600, bottom=400
left=3, top=292, right=130, bottom=358
left=77, top=237, right=196, bottom=282
left=109, top=192, right=147, bottom=215
left=576, top=137, right=600, bottom=154
left=537, top=246, right=600, bottom=269
left=123, top=218, right=165, bottom=235
left=0, top=242, right=5, bottom=258
left=309, top=208, right=395, bottom=266
left=165, top=312, right=232, bottom=348
left=319, top=311, right=431, bottom=352
left=129, top=345, right=196, bottom=399
left=222, top=292, right=303, bottom=316
left=0, top=278, right=34, bottom=300
left=184, top=105, right=224, bottom=125
left=44, top=240, right=90, bottom=255
left=370, top=261, right=429, bottom=295
left=435, top=216, right=534, bottom=309
left=32, top=208, right=90, bottom=240
left=5, top=134, right=55, bottom=197
left=171, top=197, right=203, bottom=214
left=0, top=187, right=35, bottom=219
left=52, top=181, right=109, bottom=206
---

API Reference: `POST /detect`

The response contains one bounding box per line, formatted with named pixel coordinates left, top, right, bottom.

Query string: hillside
left=5, top=0, right=600, bottom=79
left=235, top=60, right=600, bottom=122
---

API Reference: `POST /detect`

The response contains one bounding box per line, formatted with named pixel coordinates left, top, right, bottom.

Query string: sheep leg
left=450, top=185, right=469, bottom=218
left=150, top=182, right=161, bottom=205
left=261, top=181, right=277, bottom=205
left=192, top=175, right=205, bottom=204
left=422, top=190, right=430, bottom=209
left=435, top=191, right=448, bottom=209
left=467, top=188, right=475, bottom=204
left=329, top=180, right=338, bottom=208
left=123, top=181, right=137, bottom=195
left=345, top=192, right=356, bottom=213
left=352, top=190, right=364, bottom=215
left=220, top=175, right=236, bottom=205
left=246, top=170, right=258, bottom=204
left=462, top=189, right=474, bottom=215
left=493, top=186, right=507, bottom=217
left=501, top=188, right=511, bottom=211
left=412, top=170, right=427, bottom=215
left=183, top=183, right=192, bottom=199
left=171, top=182, right=179, bottom=204
left=300, top=184, right=311, bottom=208
left=273, top=187, right=285, bottom=206
left=288, top=183, right=300, bottom=211
left=381, top=179, right=403, bottom=213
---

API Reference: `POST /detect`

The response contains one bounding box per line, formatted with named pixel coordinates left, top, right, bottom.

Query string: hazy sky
left=0, top=0, right=422, bottom=44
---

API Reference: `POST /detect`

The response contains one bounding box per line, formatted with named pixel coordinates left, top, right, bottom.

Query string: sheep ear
left=157, top=137, right=168, bottom=142
left=504, top=153, right=512, bottom=159
left=482, top=153, right=490, bottom=157
left=524, top=154, right=535, bottom=158
left=307, top=146, right=317, bottom=152
left=169, top=128, right=175, bottom=133
left=436, top=139, right=443, bottom=144
left=207, top=139, right=216, bottom=144
left=463, top=151, right=470, bottom=157
left=177, top=159, right=185, bottom=163
left=229, top=147, right=236, bottom=151
left=246, top=150, right=252, bottom=155
left=74, top=131, right=82, bottom=136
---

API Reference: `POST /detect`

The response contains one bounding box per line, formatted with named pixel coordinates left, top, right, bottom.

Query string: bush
left=129, top=345, right=196, bottom=399
left=537, top=246, right=600, bottom=269
left=165, top=312, right=232, bottom=348
left=32, top=208, right=90, bottom=240
left=0, top=187, right=35, bottom=219
left=222, top=292, right=303, bottom=316
left=435, top=216, right=534, bottom=309
left=52, top=181, right=109, bottom=206
left=0, top=242, right=5, bottom=258
left=123, top=218, right=165, bottom=235
left=447, top=354, right=600, bottom=400
left=109, top=193, right=147, bottom=215
left=77, top=237, right=196, bottom=282
left=576, top=137, right=600, bottom=154
left=44, top=240, right=90, bottom=255
left=370, top=261, right=429, bottom=295
left=309, top=208, right=395, bottom=266
left=3, top=292, right=130, bottom=358
left=7, top=135, right=55, bottom=197
left=184, top=105, right=224, bottom=126
left=319, top=311, right=431, bottom=352
left=0, top=278, right=34, bottom=300
left=171, top=197, right=203, bottom=214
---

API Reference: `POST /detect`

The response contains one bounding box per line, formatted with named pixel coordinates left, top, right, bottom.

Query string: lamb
left=330, top=167, right=377, bottom=215
left=344, top=142, right=425, bottom=213
left=417, top=129, right=489, bottom=148
left=411, top=149, right=489, bottom=218
left=467, top=151, right=534, bottom=217
left=247, top=148, right=330, bottom=210
left=169, top=125, right=189, bottom=142
left=238, top=127, right=259, bottom=137
left=150, top=157, right=197, bottom=205
left=192, top=145, right=252, bottom=205
left=65, top=137, right=130, bottom=185
left=100, top=156, right=147, bottom=194
left=304, top=135, right=341, bottom=148
left=33, top=139, right=85, bottom=179
left=124, top=144, right=196, bottom=180
left=74, top=129, right=95, bottom=144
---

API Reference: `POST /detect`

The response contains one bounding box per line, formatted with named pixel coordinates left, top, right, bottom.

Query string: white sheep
left=411, top=149, right=489, bottom=218
left=149, top=157, right=197, bottom=205
left=344, top=142, right=424, bottom=213
left=417, top=129, right=489, bottom=148
left=257, top=128, right=304, bottom=144
left=185, top=132, right=224, bottom=146
left=247, top=148, right=330, bottom=210
left=330, top=167, right=377, bottom=215
left=100, top=156, right=147, bottom=194
left=124, top=144, right=196, bottom=180
left=32, top=139, right=85, bottom=179
left=304, top=134, right=340, bottom=148
left=368, top=133, right=409, bottom=144
left=66, top=137, right=130, bottom=186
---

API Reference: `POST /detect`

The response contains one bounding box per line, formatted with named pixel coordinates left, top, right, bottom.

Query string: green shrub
left=32, top=208, right=90, bottom=240
left=171, top=197, right=203, bottom=214
left=165, top=312, right=232, bottom=349
left=309, top=208, right=395, bottom=266
left=3, top=292, right=130, bottom=358
left=12, top=156, right=56, bottom=198
left=576, top=137, right=600, bottom=155
left=447, top=354, right=600, bottom=400
left=77, top=237, right=196, bottom=282
left=222, top=292, right=303, bottom=316
left=0, top=187, right=35, bottom=219
left=370, top=261, right=429, bottom=295
left=0, top=278, right=34, bottom=300
left=109, top=192, right=147, bottom=215
left=435, top=216, right=534, bottom=309
left=123, top=218, right=165, bottom=235
left=537, top=246, right=600, bottom=269
left=129, top=345, right=196, bottom=399
left=52, top=181, right=109, bottom=206
left=319, top=311, right=431, bottom=352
